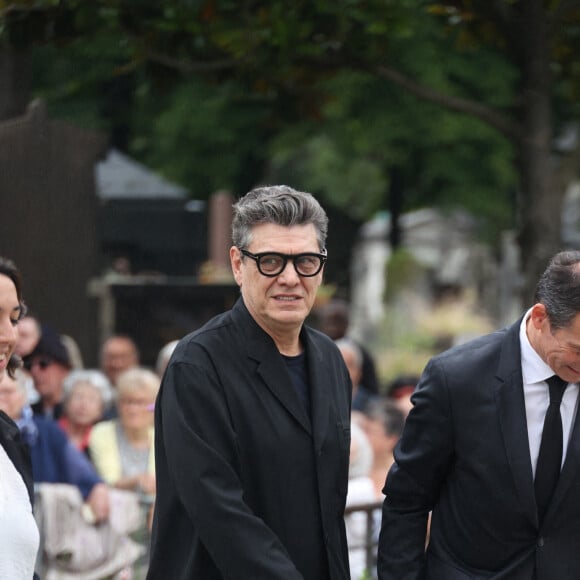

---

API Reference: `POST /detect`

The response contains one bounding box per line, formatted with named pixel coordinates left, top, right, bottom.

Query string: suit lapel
left=253, top=344, right=312, bottom=435
left=303, top=329, right=330, bottom=455
left=233, top=300, right=312, bottom=435
left=494, top=317, right=580, bottom=527
left=234, top=298, right=332, bottom=440
left=495, top=319, right=538, bottom=524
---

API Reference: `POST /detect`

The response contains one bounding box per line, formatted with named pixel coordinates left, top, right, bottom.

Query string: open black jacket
left=148, top=298, right=352, bottom=580
left=0, top=409, right=39, bottom=580
left=379, top=317, right=580, bottom=579
left=0, top=410, right=35, bottom=504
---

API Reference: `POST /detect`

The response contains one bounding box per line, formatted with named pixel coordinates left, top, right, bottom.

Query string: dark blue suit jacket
left=379, top=317, right=580, bottom=580
left=29, top=416, right=101, bottom=499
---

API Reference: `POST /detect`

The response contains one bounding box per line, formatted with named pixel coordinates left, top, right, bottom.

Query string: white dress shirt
left=520, top=311, right=580, bottom=475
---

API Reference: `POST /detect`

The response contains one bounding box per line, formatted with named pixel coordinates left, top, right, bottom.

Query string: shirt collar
left=520, top=308, right=555, bottom=385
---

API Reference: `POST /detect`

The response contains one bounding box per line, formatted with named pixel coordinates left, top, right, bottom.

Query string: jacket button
left=537, top=537, right=545, bottom=548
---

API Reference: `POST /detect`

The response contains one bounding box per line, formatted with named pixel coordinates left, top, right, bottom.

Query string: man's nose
left=277, top=260, right=300, bottom=283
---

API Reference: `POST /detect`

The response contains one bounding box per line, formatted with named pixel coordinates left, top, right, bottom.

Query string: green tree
left=2, top=0, right=579, bottom=299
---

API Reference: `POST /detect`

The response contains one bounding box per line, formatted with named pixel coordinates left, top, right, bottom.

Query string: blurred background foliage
left=2, top=0, right=580, bottom=300
left=18, top=0, right=520, bottom=246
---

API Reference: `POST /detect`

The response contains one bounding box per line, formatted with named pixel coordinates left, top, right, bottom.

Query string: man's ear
left=230, top=246, right=243, bottom=287
left=529, top=303, right=549, bottom=330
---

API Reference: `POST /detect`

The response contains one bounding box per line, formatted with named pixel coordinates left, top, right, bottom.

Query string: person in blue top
left=0, top=369, right=110, bottom=521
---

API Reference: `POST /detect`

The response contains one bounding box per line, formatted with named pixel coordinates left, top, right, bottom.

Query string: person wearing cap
left=26, top=326, right=72, bottom=420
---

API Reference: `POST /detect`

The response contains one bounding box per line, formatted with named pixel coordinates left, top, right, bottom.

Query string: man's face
left=230, top=223, right=324, bottom=339
left=530, top=304, right=580, bottom=383
left=117, top=389, right=155, bottom=431
left=101, top=337, right=138, bottom=384
left=29, top=355, right=69, bottom=404
left=65, top=382, right=104, bottom=427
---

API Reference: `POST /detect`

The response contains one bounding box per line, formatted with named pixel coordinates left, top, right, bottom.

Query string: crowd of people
left=2, top=184, right=580, bottom=580
left=0, top=295, right=175, bottom=577
left=1, top=294, right=405, bottom=579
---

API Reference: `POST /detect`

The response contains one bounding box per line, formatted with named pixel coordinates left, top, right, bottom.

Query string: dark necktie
left=534, top=375, right=568, bottom=524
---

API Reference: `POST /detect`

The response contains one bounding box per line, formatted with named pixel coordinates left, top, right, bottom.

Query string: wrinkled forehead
left=247, top=222, right=320, bottom=251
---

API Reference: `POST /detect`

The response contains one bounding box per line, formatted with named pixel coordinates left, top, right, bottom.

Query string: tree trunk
left=0, top=47, right=32, bottom=121
left=516, top=0, right=562, bottom=305
left=388, top=166, right=404, bottom=249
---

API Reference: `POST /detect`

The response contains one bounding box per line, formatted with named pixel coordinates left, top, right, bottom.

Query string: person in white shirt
left=379, top=250, right=580, bottom=580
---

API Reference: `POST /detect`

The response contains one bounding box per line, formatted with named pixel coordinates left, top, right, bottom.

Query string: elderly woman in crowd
left=0, top=369, right=110, bottom=521
left=58, top=369, right=113, bottom=457
left=89, top=367, right=159, bottom=495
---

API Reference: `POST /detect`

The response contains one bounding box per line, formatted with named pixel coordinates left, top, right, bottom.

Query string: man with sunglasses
left=26, top=325, right=72, bottom=421
left=148, top=186, right=352, bottom=580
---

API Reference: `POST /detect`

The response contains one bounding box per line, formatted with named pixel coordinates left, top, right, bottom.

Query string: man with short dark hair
left=378, top=251, right=580, bottom=579
left=148, top=186, right=352, bottom=580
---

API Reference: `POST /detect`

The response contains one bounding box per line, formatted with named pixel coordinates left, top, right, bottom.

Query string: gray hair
left=116, top=367, right=160, bottom=400
left=155, top=340, right=179, bottom=377
left=334, top=337, right=363, bottom=370
left=231, top=185, right=328, bottom=251
left=533, top=250, right=580, bottom=329
left=62, top=369, right=114, bottom=408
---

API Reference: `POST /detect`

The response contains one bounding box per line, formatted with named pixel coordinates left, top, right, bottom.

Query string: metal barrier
left=344, top=500, right=383, bottom=579
left=32, top=485, right=381, bottom=580
left=33, top=484, right=154, bottom=580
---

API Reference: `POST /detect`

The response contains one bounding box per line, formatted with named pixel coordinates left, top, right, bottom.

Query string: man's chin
left=268, top=310, right=306, bottom=327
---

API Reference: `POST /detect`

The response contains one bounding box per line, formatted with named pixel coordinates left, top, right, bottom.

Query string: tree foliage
left=2, top=0, right=580, bottom=298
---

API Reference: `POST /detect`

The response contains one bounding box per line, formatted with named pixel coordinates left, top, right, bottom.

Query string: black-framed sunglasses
left=24, top=357, right=54, bottom=371
left=240, top=249, right=327, bottom=277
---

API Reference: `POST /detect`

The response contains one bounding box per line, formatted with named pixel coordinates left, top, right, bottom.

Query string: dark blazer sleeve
left=378, top=358, right=454, bottom=580
left=0, top=410, right=35, bottom=506
left=156, top=353, right=304, bottom=579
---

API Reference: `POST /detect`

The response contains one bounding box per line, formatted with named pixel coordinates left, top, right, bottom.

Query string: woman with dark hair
left=0, top=256, right=40, bottom=578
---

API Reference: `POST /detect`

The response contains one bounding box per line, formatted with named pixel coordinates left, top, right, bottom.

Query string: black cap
left=27, top=325, right=71, bottom=369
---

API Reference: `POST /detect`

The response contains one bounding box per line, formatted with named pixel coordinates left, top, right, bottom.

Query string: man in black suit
left=378, top=250, right=580, bottom=580
left=148, top=186, right=352, bottom=580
